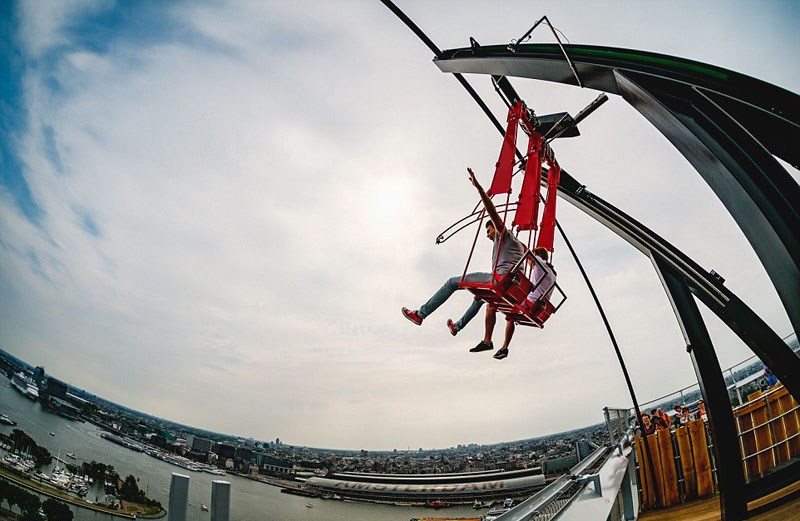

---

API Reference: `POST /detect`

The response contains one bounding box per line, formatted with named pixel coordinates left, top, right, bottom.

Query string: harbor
left=0, top=464, right=138, bottom=519
left=0, top=381, right=488, bottom=521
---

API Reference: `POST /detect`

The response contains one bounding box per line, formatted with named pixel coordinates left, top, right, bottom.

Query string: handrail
left=604, top=407, right=634, bottom=447
left=496, top=424, right=636, bottom=521
left=637, top=337, right=798, bottom=411
left=736, top=402, right=799, bottom=435
left=734, top=383, right=800, bottom=482
left=742, top=433, right=800, bottom=460
left=496, top=448, right=605, bottom=521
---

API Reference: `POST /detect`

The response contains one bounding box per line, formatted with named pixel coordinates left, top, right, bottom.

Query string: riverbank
left=0, top=465, right=164, bottom=519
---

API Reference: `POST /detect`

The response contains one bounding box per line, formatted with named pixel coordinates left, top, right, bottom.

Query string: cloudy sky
left=1, top=1, right=798, bottom=450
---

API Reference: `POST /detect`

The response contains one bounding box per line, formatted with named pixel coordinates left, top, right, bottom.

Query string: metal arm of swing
left=435, top=202, right=519, bottom=244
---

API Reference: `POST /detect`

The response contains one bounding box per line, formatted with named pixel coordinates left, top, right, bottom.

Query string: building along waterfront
left=305, top=467, right=547, bottom=503
left=0, top=381, right=495, bottom=521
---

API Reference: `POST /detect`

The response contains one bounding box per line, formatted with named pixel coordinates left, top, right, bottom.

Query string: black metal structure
left=558, top=168, right=800, bottom=518
left=655, top=257, right=748, bottom=520
left=432, top=43, right=800, bottom=518
left=434, top=43, right=800, bottom=339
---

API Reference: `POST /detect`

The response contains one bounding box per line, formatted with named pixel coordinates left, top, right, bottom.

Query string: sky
left=1, top=0, right=798, bottom=451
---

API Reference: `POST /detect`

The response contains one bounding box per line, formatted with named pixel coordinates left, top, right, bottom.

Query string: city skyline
left=1, top=346, right=605, bottom=452
left=1, top=1, right=798, bottom=450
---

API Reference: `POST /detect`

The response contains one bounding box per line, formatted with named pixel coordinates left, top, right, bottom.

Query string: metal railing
left=492, top=341, right=798, bottom=520
left=734, top=384, right=800, bottom=481
left=637, top=334, right=798, bottom=414
left=495, top=446, right=605, bottom=521
left=635, top=420, right=719, bottom=503
left=496, top=413, right=637, bottom=521
left=604, top=407, right=633, bottom=447
left=630, top=383, right=800, bottom=511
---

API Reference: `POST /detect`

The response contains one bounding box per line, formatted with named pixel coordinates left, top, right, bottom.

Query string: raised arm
left=467, top=167, right=505, bottom=233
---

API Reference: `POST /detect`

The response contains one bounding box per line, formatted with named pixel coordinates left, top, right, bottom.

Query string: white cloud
left=1, top=0, right=797, bottom=449
left=16, top=0, right=110, bottom=59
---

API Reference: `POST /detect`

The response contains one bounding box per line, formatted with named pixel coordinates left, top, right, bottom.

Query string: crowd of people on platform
left=638, top=363, right=782, bottom=436
left=639, top=400, right=708, bottom=436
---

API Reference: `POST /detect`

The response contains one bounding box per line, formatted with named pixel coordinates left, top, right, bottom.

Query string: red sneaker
left=446, top=319, right=458, bottom=336
left=402, top=307, right=423, bottom=325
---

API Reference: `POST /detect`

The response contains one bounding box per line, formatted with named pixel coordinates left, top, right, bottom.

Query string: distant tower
left=33, top=366, right=46, bottom=390
left=210, top=480, right=231, bottom=521
left=167, top=473, right=189, bottom=521
left=575, top=438, right=599, bottom=461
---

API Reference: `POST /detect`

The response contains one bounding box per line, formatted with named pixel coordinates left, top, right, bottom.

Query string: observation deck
left=489, top=372, right=799, bottom=521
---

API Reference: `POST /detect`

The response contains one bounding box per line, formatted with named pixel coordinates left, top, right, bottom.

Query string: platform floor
left=638, top=481, right=800, bottom=521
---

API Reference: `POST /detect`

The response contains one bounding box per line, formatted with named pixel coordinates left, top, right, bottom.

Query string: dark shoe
left=493, top=347, right=509, bottom=360
left=470, top=341, right=493, bottom=353
left=447, top=319, right=458, bottom=336
left=402, top=307, right=423, bottom=325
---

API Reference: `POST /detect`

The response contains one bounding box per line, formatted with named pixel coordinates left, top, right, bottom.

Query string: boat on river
left=10, top=372, right=39, bottom=401
left=483, top=498, right=514, bottom=521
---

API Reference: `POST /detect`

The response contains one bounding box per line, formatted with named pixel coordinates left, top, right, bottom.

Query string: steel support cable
left=379, top=0, right=506, bottom=138
left=555, top=221, right=660, bottom=506
left=379, top=0, right=659, bottom=504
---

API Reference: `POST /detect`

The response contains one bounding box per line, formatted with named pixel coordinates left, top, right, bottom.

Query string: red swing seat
left=456, top=100, right=567, bottom=328
left=458, top=252, right=565, bottom=328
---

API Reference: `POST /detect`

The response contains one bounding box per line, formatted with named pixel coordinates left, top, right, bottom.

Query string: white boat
left=11, top=372, right=37, bottom=400
left=26, top=382, right=39, bottom=400
left=10, top=372, right=27, bottom=393
left=484, top=499, right=515, bottom=521
left=0, top=414, right=16, bottom=426
left=484, top=507, right=511, bottom=521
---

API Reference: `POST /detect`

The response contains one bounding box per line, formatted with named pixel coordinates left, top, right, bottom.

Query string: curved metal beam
left=434, top=43, right=800, bottom=338
left=554, top=169, right=799, bottom=400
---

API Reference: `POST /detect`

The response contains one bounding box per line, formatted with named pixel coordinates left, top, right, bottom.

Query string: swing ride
left=382, top=0, right=800, bottom=518
left=453, top=99, right=568, bottom=329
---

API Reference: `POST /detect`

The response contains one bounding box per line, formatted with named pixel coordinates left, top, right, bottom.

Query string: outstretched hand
left=467, top=167, right=479, bottom=188
left=467, top=166, right=502, bottom=230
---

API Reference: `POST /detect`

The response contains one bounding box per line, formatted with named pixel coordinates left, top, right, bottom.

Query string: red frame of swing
left=457, top=102, right=564, bottom=327
left=458, top=250, right=566, bottom=328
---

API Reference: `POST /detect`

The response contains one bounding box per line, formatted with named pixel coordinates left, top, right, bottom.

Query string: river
left=0, top=381, right=480, bottom=520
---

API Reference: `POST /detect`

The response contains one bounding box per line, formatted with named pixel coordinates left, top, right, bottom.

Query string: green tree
left=16, top=488, right=40, bottom=521
left=0, top=479, right=8, bottom=508
left=9, top=429, right=52, bottom=467
left=82, top=461, right=110, bottom=481
left=43, top=498, right=74, bottom=521
left=3, top=480, right=19, bottom=512
left=119, top=475, right=140, bottom=501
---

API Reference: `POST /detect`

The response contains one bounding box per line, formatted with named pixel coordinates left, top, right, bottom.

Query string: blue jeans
left=418, top=272, right=491, bottom=331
